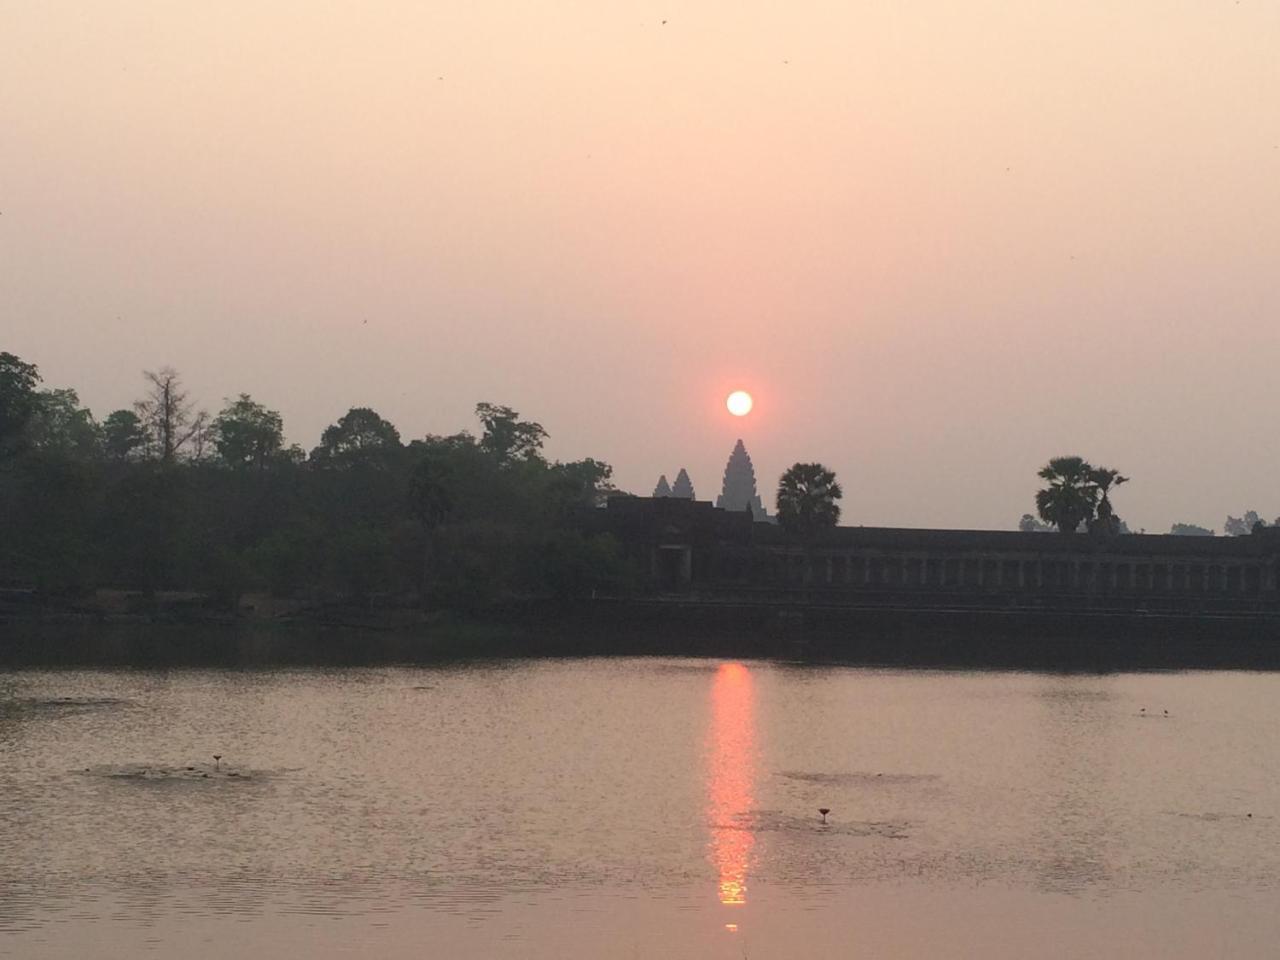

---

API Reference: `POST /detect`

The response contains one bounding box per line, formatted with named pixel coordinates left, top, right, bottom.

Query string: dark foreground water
left=2, top=658, right=1279, bottom=958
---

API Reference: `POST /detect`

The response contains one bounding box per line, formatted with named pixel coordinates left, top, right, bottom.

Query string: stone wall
left=594, top=498, right=1280, bottom=607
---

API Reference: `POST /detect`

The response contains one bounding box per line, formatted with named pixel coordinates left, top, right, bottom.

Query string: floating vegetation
left=712, top=808, right=910, bottom=839
left=1165, top=810, right=1261, bottom=823
left=644, top=662, right=721, bottom=674
left=80, top=762, right=262, bottom=783
left=1, top=696, right=135, bottom=717
left=777, top=770, right=940, bottom=786
left=1036, top=688, right=1116, bottom=703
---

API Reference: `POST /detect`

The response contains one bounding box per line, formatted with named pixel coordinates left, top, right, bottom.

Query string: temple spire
left=652, top=474, right=672, bottom=497
left=716, top=438, right=772, bottom=522
left=671, top=468, right=695, bottom=500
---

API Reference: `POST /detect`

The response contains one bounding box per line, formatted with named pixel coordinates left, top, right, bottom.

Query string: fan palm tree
left=1034, top=456, right=1097, bottom=534
left=1088, top=466, right=1129, bottom=533
left=776, top=463, right=843, bottom=539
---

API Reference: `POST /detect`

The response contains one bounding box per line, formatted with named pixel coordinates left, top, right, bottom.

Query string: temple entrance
left=655, top=545, right=693, bottom=589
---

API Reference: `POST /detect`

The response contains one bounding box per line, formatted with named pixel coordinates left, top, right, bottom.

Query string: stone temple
left=652, top=469, right=696, bottom=500
left=716, top=439, right=774, bottom=523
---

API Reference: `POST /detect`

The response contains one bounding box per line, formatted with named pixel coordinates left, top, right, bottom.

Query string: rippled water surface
left=3, top=659, right=1280, bottom=958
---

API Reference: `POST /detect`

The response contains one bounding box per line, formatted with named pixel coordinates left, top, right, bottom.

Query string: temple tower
left=671, top=468, right=696, bottom=500
left=716, top=439, right=772, bottom=522
left=652, top=475, right=672, bottom=497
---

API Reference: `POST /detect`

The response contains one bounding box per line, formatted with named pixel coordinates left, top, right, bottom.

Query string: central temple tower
left=716, top=439, right=773, bottom=522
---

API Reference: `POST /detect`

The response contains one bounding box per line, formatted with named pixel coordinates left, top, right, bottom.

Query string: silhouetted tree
left=3, top=455, right=101, bottom=595
left=548, top=458, right=615, bottom=511
left=311, top=407, right=401, bottom=466
left=1019, top=513, right=1054, bottom=532
left=0, top=352, right=41, bottom=459
left=327, top=523, right=394, bottom=603
left=1033, top=457, right=1132, bottom=534
left=1225, top=511, right=1268, bottom=537
left=476, top=402, right=547, bottom=465
left=1170, top=523, right=1214, bottom=537
left=101, top=410, right=147, bottom=462
left=1087, top=466, right=1129, bottom=535
left=212, top=394, right=284, bottom=468
left=1035, top=456, right=1097, bottom=534
left=0, top=353, right=629, bottom=608
left=409, top=447, right=456, bottom=603
left=27, top=388, right=100, bottom=458
left=777, top=462, right=842, bottom=538
left=101, top=462, right=191, bottom=598
left=134, top=367, right=207, bottom=462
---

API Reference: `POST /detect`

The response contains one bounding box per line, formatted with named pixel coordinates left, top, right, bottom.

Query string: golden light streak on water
left=707, top=661, right=757, bottom=907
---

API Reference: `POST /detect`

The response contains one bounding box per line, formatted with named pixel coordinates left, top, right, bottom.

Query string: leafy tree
left=212, top=394, right=284, bottom=468
left=327, top=524, right=394, bottom=603
left=527, top=530, right=627, bottom=599
left=1033, top=457, right=1131, bottom=534
left=99, top=462, right=191, bottom=597
left=1170, top=523, right=1214, bottom=537
left=1034, top=456, right=1098, bottom=534
left=102, top=410, right=147, bottom=462
left=409, top=448, right=457, bottom=602
left=3, top=455, right=101, bottom=595
left=247, top=525, right=319, bottom=597
left=0, top=352, right=41, bottom=458
left=278, top=443, right=307, bottom=465
left=1087, top=466, right=1129, bottom=534
left=1019, top=513, right=1054, bottom=533
left=134, top=367, right=208, bottom=462
left=311, top=407, right=401, bottom=466
left=547, top=458, right=615, bottom=511
left=27, top=388, right=100, bottom=458
left=1224, top=511, right=1268, bottom=537
left=476, top=402, right=547, bottom=465
left=776, top=462, right=842, bottom=538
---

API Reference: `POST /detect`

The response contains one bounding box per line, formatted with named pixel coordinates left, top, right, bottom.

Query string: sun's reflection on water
left=707, top=661, right=756, bottom=908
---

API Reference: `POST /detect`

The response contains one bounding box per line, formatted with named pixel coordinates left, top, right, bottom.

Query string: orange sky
left=3, top=2, right=1278, bottom=531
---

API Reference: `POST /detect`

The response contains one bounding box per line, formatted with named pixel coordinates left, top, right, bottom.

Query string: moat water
left=3, top=658, right=1279, bottom=958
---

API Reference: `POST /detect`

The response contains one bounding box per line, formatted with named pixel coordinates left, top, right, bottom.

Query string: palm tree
left=776, top=463, right=843, bottom=539
left=1088, top=466, right=1129, bottom=534
left=1034, top=456, right=1097, bottom=534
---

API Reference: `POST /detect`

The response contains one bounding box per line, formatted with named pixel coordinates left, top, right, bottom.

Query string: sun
left=726, top=390, right=753, bottom=417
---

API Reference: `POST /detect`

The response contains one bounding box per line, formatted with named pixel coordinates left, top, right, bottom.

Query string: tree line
left=1020, top=454, right=1274, bottom=537
left=0, top=352, right=627, bottom=609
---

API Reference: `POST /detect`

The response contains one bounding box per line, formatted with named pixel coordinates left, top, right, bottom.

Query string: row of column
left=787, top=554, right=1274, bottom=595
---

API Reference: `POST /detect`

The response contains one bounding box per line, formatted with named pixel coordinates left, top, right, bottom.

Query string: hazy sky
left=3, top=2, right=1278, bottom=532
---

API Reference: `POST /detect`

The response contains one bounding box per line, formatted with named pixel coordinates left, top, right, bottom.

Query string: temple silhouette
left=588, top=494, right=1280, bottom=618
left=652, top=468, right=695, bottom=499
left=715, top=439, right=773, bottom=523
left=596, top=440, right=1280, bottom=623
left=652, top=441, right=774, bottom=521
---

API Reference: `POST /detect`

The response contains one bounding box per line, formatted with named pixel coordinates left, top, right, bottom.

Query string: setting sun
left=726, top=391, right=753, bottom=417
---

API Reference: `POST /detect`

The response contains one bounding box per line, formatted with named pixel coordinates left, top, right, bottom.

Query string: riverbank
left=4, top=597, right=1280, bottom=669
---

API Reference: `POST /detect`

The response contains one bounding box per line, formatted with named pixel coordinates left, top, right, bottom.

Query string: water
left=2, top=658, right=1279, bottom=958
